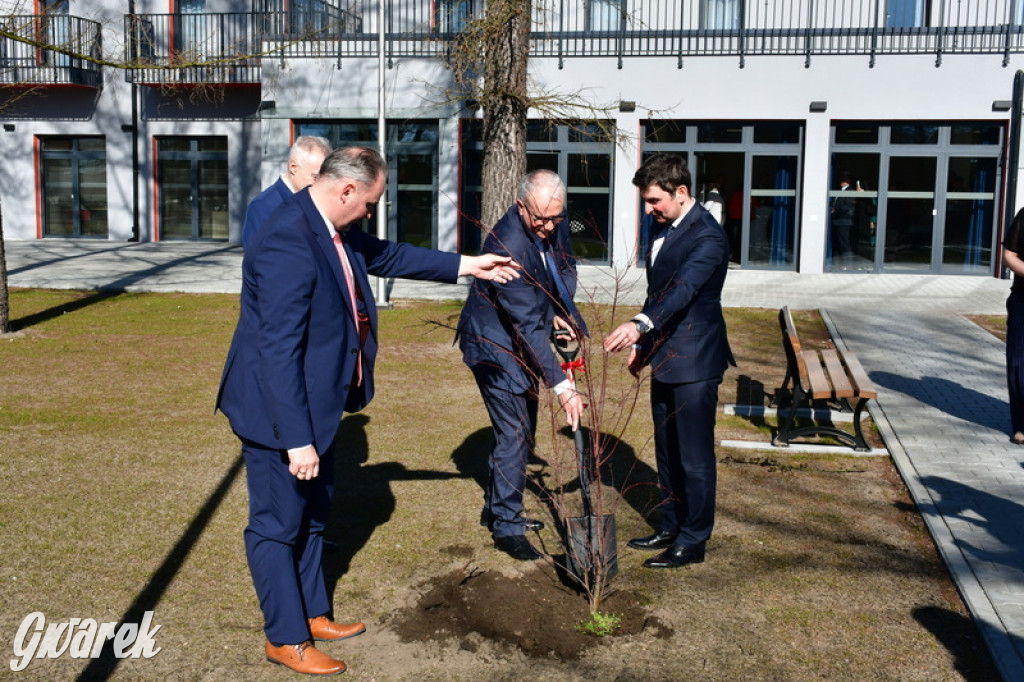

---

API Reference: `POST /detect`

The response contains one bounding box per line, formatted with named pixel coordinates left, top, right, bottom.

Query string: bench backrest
left=778, top=306, right=809, bottom=384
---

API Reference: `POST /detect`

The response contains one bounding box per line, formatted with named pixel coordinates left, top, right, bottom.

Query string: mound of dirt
left=389, top=562, right=671, bottom=659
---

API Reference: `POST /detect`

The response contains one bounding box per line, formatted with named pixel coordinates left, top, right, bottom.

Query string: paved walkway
left=5, top=239, right=1024, bottom=679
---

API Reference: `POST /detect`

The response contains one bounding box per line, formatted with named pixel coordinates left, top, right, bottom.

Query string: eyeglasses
left=520, top=203, right=566, bottom=226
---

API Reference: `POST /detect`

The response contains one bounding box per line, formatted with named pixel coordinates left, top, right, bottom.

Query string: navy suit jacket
left=241, top=177, right=292, bottom=249
left=217, top=188, right=461, bottom=453
left=638, top=201, right=734, bottom=384
left=457, top=206, right=580, bottom=394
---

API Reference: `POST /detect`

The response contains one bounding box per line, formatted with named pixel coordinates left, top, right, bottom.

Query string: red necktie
left=333, top=232, right=363, bottom=386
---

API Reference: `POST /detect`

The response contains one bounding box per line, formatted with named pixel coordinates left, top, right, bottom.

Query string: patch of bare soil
left=389, top=561, right=669, bottom=660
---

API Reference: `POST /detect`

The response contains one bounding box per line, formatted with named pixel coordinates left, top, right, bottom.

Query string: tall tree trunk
left=480, top=0, right=530, bottom=229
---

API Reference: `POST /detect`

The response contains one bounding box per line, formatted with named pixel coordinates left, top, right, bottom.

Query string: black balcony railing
left=123, top=0, right=1024, bottom=85
left=0, top=15, right=102, bottom=87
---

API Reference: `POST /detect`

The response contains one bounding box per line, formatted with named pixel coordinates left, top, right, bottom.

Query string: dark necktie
left=541, top=240, right=588, bottom=336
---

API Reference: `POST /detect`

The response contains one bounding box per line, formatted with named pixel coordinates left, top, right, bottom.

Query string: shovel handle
left=575, top=427, right=594, bottom=519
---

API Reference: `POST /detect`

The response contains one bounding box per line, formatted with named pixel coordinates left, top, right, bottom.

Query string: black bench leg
left=770, top=367, right=795, bottom=409
left=772, top=384, right=805, bottom=447
left=851, top=398, right=871, bottom=452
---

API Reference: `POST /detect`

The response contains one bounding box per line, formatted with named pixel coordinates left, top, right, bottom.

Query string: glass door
left=882, top=156, right=936, bottom=271
left=390, top=151, right=436, bottom=248
left=174, top=0, right=207, bottom=64
left=40, top=137, right=108, bottom=238
left=748, top=154, right=798, bottom=267
left=157, top=137, right=228, bottom=240
left=694, top=151, right=743, bottom=263
left=942, top=156, right=998, bottom=273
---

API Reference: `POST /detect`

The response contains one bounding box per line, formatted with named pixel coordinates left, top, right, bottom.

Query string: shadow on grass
left=323, top=415, right=470, bottom=603
left=75, top=453, right=245, bottom=682
left=10, top=290, right=123, bottom=332
left=912, top=605, right=1002, bottom=681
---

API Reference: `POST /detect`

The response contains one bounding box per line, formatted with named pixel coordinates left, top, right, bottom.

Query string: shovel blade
left=565, top=513, right=618, bottom=583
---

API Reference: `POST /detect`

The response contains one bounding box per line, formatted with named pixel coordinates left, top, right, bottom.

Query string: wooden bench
left=769, top=306, right=877, bottom=452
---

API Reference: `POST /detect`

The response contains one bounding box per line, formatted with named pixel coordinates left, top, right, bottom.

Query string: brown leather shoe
left=265, top=640, right=347, bottom=675
left=308, top=615, right=366, bottom=641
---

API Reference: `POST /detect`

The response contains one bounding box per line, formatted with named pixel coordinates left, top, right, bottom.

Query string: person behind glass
left=216, top=146, right=521, bottom=676
left=1003, top=207, right=1024, bottom=445
left=830, top=171, right=856, bottom=268
left=701, top=180, right=725, bottom=227
left=456, top=169, right=587, bottom=562
left=241, top=135, right=331, bottom=249
left=604, top=152, right=734, bottom=570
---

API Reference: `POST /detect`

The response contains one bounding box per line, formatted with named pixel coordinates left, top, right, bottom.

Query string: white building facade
left=2, top=0, right=1024, bottom=276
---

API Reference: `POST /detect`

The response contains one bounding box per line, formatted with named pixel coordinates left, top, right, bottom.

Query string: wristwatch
left=632, top=318, right=652, bottom=335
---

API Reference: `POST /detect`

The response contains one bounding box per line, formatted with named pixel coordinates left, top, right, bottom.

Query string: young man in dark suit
left=457, top=169, right=587, bottom=561
left=604, top=153, right=734, bottom=569
left=217, top=146, right=518, bottom=675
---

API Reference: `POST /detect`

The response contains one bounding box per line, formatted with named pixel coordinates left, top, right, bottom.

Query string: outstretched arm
left=459, top=253, right=521, bottom=284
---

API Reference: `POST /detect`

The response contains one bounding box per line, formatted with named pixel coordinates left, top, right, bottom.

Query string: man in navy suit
left=217, top=146, right=519, bottom=675
left=241, top=136, right=331, bottom=249
left=457, top=170, right=586, bottom=561
left=604, top=153, right=734, bottom=569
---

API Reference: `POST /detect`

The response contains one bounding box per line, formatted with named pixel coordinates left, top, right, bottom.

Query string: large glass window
left=702, top=0, right=740, bottom=29
left=588, top=0, right=625, bottom=31
left=156, top=137, right=228, bottom=241
left=643, top=120, right=803, bottom=270
left=886, top=0, right=930, bottom=28
left=174, top=0, right=207, bottom=61
left=828, top=122, right=1003, bottom=274
left=460, top=119, right=615, bottom=262
left=436, top=0, right=476, bottom=33
left=40, top=136, right=108, bottom=238
left=41, top=0, right=70, bottom=67
left=296, top=120, right=440, bottom=248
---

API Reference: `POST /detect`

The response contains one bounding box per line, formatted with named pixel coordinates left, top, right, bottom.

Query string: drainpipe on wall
left=1003, top=70, right=1024, bottom=278
left=128, top=0, right=140, bottom=241
left=376, top=0, right=390, bottom=307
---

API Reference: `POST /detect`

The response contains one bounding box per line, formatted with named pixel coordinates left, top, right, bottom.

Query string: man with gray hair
left=457, top=169, right=588, bottom=562
left=217, top=146, right=520, bottom=675
left=241, top=135, right=332, bottom=248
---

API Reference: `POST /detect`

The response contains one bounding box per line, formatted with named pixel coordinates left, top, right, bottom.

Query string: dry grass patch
left=0, top=292, right=995, bottom=680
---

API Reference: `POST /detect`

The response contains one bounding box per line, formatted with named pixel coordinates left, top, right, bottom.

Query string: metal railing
left=122, top=0, right=1024, bottom=84
left=0, top=15, right=102, bottom=87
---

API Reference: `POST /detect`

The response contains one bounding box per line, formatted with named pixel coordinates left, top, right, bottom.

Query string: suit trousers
left=472, top=369, right=538, bottom=537
left=651, top=376, right=722, bottom=548
left=1007, top=291, right=1024, bottom=434
left=242, top=439, right=334, bottom=645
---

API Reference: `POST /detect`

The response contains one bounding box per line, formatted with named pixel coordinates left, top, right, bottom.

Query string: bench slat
left=821, top=349, right=855, bottom=398
left=801, top=350, right=835, bottom=400
left=841, top=352, right=877, bottom=400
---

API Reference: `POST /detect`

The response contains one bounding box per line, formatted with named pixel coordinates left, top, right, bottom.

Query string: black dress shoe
left=493, top=534, right=543, bottom=561
left=643, top=544, right=705, bottom=569
left=628, top=530, right=676, bottom=551
left=481, top=512, right=545, bottom=533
